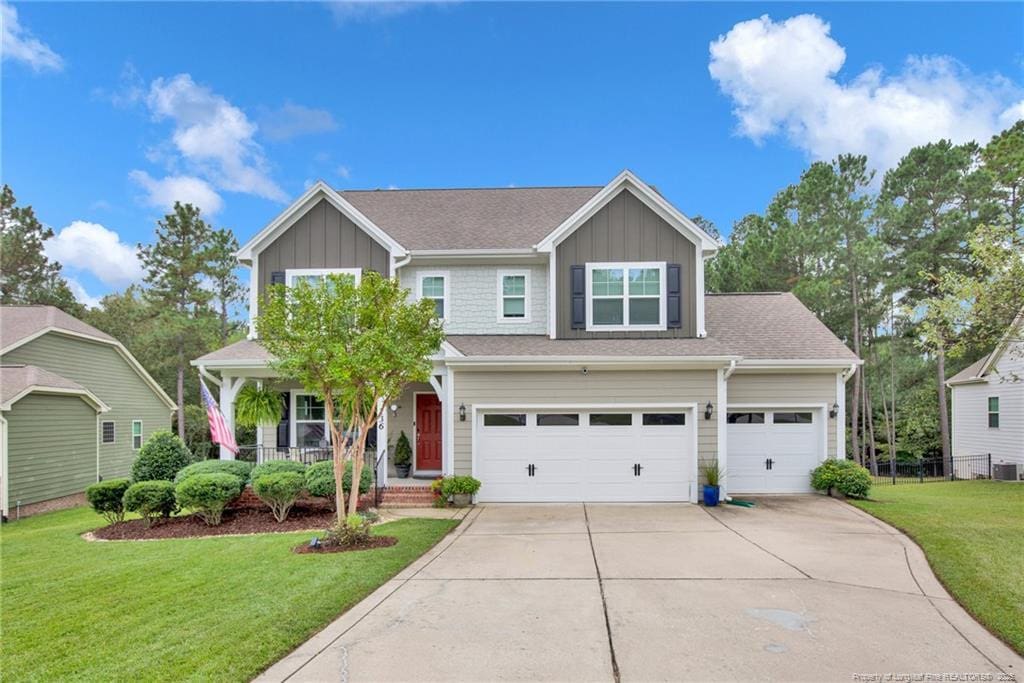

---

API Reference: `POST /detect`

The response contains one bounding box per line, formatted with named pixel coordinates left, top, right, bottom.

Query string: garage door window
left=728, top=412, right=764, bottom=424
left=589, top=413, right=632, bottom=426
left=484, top=414, right=526, bottom=427
left=642, top=413, right=685, bottom=426
left=773, top=412, right=813, bottom=424
left=537, top=413, right=579, bottom=426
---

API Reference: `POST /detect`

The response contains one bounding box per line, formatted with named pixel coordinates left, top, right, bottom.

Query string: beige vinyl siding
left=727, top=372, right=839, bottom=458
left=257, top=198, right=391, bottom=307
left=555, top=189, right=698, bottom=339
left=3, top=334, right=171, bottom=479
left=452, top=369, right=717, bottom=476
left=6, top=394, right=97, bottom=505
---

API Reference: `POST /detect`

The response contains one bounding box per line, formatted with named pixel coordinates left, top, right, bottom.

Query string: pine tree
left=206, top=228, right=246, bottom=345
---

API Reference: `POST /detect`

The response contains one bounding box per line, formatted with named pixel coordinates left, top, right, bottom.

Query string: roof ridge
left=339, top=185, right=603, bottom=193
left=706, top=292, right=784, bottom=296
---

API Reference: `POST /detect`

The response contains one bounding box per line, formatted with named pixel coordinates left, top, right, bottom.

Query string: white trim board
left=0, top=385, right=110, bottom=413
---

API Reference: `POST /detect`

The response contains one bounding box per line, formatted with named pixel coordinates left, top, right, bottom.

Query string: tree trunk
left=176, top=342, right=185, bottom=440
left=847, top=242, right=862, bottom=467
left=220, top=298, right=228, bottom=346
left=936, top=345, right=951, bottom=473
left=323, top=391, right=348, bottom=526
left=864, top=377, right=878, bottom=475
left=346, top=413, right=377, bottom=517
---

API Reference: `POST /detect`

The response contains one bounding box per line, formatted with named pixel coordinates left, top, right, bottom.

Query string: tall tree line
left=709, top=120, right=1024, bottom=467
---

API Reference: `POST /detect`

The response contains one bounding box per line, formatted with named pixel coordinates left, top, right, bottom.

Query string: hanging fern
left=234, top=384, right=284, bottom=428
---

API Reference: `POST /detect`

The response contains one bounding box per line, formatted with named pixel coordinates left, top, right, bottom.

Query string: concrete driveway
left=258, top=497, right=1022, bottom=682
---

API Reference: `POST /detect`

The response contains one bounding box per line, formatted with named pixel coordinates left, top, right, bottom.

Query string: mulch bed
left=292, top=536, right=399, bottom=554
left=91, top=507, right=338, bottom=541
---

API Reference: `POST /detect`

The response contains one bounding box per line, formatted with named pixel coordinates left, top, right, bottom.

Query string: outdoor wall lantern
left=390, top=403, right=400, bottom=414
left=829, top=402, right=839, bottom=418
left=704, top=401, right=713, bottom=420
left=459, top=403, right=467, bottom=421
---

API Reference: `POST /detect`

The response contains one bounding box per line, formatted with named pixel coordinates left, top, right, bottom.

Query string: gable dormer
left=535, top=171, right=720, bottom=340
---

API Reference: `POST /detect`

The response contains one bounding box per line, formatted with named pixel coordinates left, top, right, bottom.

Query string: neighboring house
left=946, top=310, right=1024, bottom=479
left=0, top=306, right=176, bottom=518
left=193, top=170, right=859, bottom=502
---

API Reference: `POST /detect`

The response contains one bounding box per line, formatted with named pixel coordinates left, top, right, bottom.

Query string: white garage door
left=727, top=409, right=823, bottom=493
left=476, top=409, right=694, bottom=502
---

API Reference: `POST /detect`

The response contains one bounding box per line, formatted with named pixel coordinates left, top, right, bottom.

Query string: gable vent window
left=101, top=421, right=116, bottom=444
left=498, top=271, right=529, bottom=322
left=586, top=262, right=666, bottom=331
left=988, top=397, right=999, bottom=428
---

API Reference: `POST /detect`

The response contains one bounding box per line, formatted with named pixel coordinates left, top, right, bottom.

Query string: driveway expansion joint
left=700, top=504, right=813, bottom=579
left=583, top=503, right=621, bottom=683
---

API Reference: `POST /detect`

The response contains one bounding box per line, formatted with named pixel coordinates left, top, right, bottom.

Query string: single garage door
left=476, top=408, right=694, bottom=502
left=727, top=409, right=824, bottom=493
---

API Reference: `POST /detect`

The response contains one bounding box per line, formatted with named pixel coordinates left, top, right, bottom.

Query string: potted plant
left=393, top=431, right=412, bottom=478
left=439, top=475, right=481, bottom=507
left=235, top=384, right=284, bottom=430
left=701, top=464, right=724, bottom=507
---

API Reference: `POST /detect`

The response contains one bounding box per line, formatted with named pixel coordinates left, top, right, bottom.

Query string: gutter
left=444, top=355, right=741, bottom=369
left=842, top=362, right=858, bottom=382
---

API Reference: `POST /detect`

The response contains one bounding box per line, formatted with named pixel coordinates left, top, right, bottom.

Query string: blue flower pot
left=703, top=484, right=720, bottom=507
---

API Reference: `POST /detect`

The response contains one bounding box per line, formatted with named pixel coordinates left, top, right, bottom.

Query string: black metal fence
left=872, top=453, right=992, bottom=485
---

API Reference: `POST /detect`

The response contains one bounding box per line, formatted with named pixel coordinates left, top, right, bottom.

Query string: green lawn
left=0, top=507, right=459, bottom=682
left=850, top=481, right=1024, bottom=655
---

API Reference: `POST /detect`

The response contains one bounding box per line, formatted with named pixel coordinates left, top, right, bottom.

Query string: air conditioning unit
left=992, top=463, right=1023, bottom=481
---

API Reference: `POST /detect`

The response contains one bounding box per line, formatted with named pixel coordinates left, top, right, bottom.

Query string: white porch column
left=376, top=400, right=388, bottom=486
left=429, top=370, right=452, bottom=475
left=219, top=376, right=246, bottom=460
left=836, top=371, right=847, bottom=460
left=716, top=367, right=728, bottom=500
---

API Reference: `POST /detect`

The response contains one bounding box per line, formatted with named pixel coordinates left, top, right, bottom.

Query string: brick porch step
left=378, top=485, right=434, bottom=508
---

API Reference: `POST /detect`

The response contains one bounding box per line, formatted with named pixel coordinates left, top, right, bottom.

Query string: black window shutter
left=570, top=265, right=586, bottom=329
left=667, top=264, right=682, bottom=329
left=276, top=392, right=290, bottom=448
left=270, top=271, right=286, bottom=286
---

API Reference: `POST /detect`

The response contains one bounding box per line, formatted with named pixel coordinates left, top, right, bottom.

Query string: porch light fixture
left=829, top=402, right=839, bottom=418
left=390, top=403, right=399, bottom=414
left=459, top=403, right=467, bottom=421
left=704, top=401, right=713, bottom=420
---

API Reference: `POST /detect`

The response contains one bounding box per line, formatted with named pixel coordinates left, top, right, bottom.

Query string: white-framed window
left=988, top=397, right=999, bottom=428
left=585, top=262, right=667, bottom=331
left=101, top=420, right=115, bottom=444
left=285, top=268, right=362, bottom=290
left=292, top=393, right=328, bottom=448
left=417, top=271, right=448, bottom=321
left=497, top=270, right=530, bottom=322
left=132, top=420, right=143, bottom=450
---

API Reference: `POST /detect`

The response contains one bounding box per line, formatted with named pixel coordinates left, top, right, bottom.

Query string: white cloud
left=1, top=1, right=64, bottom=72
left=336, top=165, right=352, bottom=179
left=325, top=2, right=421, bottom=24
left=258, top=102, right=338, bottom=142
left=129, top=171, right=225, bottom=215
left=67, top=279, right=103, bottom=309
left=145, top=74, right=287, bottom=201
left=709, top=14, right=1024, bottom=170
left=45, top=221, right=145, bottom=287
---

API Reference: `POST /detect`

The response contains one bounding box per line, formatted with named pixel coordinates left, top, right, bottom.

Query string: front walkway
left=257, top=497, right=1022, bottom=682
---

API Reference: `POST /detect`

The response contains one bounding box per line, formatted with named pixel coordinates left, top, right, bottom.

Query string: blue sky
left=3, top=1, right=1022, bottom=307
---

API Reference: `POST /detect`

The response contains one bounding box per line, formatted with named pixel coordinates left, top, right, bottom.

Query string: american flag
left=200, top=378, right=238, bottom=455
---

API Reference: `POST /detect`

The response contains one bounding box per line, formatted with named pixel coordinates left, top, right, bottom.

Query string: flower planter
left=451, top=493, right=473, bottom=507
left=702, top=484, right=720, bottom=507
left=394, top=463, right=411, bottom=478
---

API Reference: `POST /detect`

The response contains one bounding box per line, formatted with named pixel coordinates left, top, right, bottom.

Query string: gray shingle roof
left=0, top=305, right=115, bottom=350
left=339, top=186, right=602, bottom=250
left=196, top=293, right=856, bottom=364
left=947, top=356, right=989, bottom=384
left=0, top=364, right=89, bottom=405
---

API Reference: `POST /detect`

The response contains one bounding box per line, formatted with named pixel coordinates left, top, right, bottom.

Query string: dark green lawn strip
left=0, top=507, right=458, bottom=682
left=850, top=481, right=1023, bottom=655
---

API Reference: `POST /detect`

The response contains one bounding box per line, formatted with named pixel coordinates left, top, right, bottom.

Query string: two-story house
left=193, top=170, right=859, bottom=502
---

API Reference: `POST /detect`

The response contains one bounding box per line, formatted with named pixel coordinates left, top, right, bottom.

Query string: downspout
left=197, top=364, right=222, bottom=388
left=392, top=252, right=412, bottom=273
left=723, top=359, right=738, bottom=380
left=842, top=362, right=857, bottom=382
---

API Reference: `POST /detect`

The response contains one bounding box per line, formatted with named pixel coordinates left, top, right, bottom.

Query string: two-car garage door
left=475, top=408, right=694, bottom=502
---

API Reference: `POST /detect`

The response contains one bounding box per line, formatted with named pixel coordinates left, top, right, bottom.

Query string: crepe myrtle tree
left=257, top=271, right=444, bottom=520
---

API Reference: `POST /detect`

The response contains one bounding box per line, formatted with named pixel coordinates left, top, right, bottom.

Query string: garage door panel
left=727, top=409, right=821, bottom=494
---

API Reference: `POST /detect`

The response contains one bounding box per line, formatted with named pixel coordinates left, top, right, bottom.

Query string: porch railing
left=236, top=445, right=332, bottom=466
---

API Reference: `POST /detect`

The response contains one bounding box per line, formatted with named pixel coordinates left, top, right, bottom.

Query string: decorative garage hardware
left=765, top=458, right=774, bottom=471
left=704, top=401, right=713, bottom=420
left=632, top=463, right=644, bottom=476
left=459, top=403, right=466, bottom=421
left=526, top=464, right=537, bottom=477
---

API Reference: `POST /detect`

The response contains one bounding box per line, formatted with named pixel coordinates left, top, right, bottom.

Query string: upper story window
left=586, top=262, right=666, bottom=331
left=988, top=397, right=999, bottom=428
left=498, top=270, right=530, bottom=322
left=418, top=272, right=448, bottom=321
left=285, top=268, right=361, bottom=290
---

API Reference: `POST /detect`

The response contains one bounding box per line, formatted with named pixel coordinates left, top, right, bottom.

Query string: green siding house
left=0, top=306, right=175, bottom=519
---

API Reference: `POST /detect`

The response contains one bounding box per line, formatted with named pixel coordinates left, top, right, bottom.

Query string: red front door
left=415, top=393, right=442, bottom=471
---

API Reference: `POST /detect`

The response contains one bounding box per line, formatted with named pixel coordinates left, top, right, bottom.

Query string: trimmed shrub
left=174, top=459, right=253, bottom=484
left=123, top=481, right=177, bottom=527
left=131, top=431, right=192, bottom=482
left=305, top=460, right=374, bottom=508
left=439, top=475, right=482, bottom=498
left=86, top=478, right=131, bottom=524
left=253, top=472, right=306, bottom=522
left=326, top=513, right=373, bottom=546
left=175, top=473, right=244, bottom=526
left=811, top=459, right=872, bottom=498
left=393, top=431, right=412, bottom=467
left=250, top=460, right=306, bottom=481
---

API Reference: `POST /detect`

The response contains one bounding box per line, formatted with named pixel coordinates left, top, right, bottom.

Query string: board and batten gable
left=952, top=342, right=1024, bottom=466
left=256, top=198, right=391, bottom=307
left=2, top=333, right=171, bottom=480
left=555, top=189, right=699, bottom=339
left=5, top=393, right=97, bottom=506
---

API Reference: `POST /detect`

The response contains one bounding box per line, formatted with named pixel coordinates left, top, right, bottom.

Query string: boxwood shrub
left=123, top=480, right=177, bottom=526
left=131, top=431, right=192, bottom=482
left=811, top=459, right=872, bottom=498
left=174, top=459, right=253, bottom=484
left=86, top=478, right=131, bottom=524
left=305, top=460, right=373, bottom=508
left=250, top=460, right=306, bottom=481
left=252, top=472, right=306, bottom=522
left=174, top=472, right=244, bottom=526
